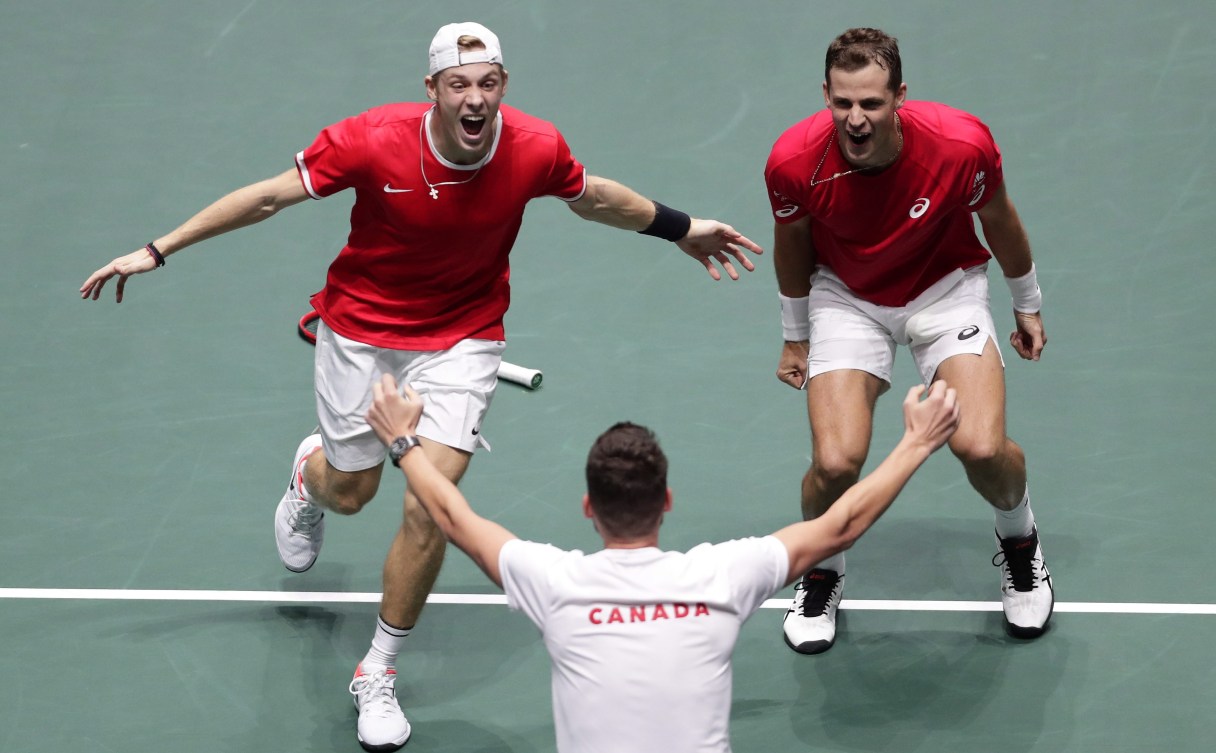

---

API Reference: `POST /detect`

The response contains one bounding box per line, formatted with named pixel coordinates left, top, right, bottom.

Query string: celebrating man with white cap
left=80, top=20, right=763, bottom=752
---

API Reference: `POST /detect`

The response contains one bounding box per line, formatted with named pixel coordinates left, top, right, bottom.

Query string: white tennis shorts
left=313, top=320, right=504, bottom=472
left=806, top=263, right=1004, bottom=386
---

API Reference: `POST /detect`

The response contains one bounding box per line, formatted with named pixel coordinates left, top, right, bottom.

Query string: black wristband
left=145, top=242, right=166, bottom=267
left=638, top=201, right=691, bottom=242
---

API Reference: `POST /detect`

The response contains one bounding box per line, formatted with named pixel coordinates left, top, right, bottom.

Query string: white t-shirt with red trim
left=765, top=100, right=1002, bottom=307
left=499, top=536, right=789, bottom=753
left=296, top=102, right=587, bottom=350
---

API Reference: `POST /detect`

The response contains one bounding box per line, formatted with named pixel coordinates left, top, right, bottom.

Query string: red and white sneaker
left=273, top=434, right=325, bottom=572
left=350, top=664, right=411, bottom=752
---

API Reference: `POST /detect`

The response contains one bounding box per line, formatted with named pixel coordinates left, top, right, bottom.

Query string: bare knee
left=949, top=432, right=1009, bottom=471
left=305, top=456, right=382, bottom=515
left=327, top=489, right=376, bottom=516
left=808, top=449, right=865, bottom=493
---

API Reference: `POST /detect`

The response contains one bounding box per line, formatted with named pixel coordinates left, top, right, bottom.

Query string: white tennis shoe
left=350, top=664, right=412, bottom=752
left=783, top=568, right=844, bottom=654
left=993, top=526, right=1054, bottom=638
left=274, top=434, right=325, bottom=572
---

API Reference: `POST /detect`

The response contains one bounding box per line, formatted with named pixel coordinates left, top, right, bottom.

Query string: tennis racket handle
left=497, top=361, right=542, bottom=390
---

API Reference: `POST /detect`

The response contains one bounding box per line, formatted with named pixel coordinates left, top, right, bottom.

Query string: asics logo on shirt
left=969, top=170, right=988, bottom=206
left=383, top=183, right=413, bottom=193
left=909, top=198, right=931, bottom=218
left=772, top=189, right=799, bottom=218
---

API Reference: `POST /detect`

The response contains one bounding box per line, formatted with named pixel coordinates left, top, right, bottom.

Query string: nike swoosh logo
left=383, top=183, right=413, bottom=193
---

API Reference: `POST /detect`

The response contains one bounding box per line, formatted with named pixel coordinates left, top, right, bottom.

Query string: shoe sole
left=357, top=733, right=411, bottom=752
left=784, top=634, right=835, bottom=655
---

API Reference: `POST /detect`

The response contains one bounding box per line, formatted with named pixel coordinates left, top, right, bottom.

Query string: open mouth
left=846, top=132, right=871, bottom=146
left=460, top=115, right=486, bottom=137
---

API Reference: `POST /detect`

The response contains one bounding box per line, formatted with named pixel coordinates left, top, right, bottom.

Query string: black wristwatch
left=388, top=435, right=421, bottom=467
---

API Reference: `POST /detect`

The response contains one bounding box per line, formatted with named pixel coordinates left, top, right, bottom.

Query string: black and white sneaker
left=782, top=568, right=844, bottom=654
left=993, top=526, right=1054, bottom=638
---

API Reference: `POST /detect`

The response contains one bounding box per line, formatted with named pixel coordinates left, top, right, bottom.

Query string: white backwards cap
left=428, top=22, right=503, bottom=76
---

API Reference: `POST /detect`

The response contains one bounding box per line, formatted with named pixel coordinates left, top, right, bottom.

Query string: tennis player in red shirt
left=81, top=22, right=761, bottom=751
left=765, top=27, right=1052, bottom=657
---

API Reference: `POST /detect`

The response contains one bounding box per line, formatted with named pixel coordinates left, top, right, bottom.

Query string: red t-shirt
left=296, top=102, right=587, bottom=349
left=765, top=100, right=1002, bottom=306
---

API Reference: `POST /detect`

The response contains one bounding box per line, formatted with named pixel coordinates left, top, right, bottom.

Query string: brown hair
left=825, top=28, right=902, bottom=92
left=585, top=422, right=669, bottom=539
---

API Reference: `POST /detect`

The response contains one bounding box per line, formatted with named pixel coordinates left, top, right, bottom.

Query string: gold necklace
left=809, top=112, right=903, bottom=187
left=420, top=112, right=486, bottom=200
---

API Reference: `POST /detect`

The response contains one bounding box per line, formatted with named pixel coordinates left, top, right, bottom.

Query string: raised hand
left=79, top=247, right=160, bottom=302
left=675, top=219, right=764, bottom=280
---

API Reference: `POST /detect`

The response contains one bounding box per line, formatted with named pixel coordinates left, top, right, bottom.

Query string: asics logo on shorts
left=909, top=198, right=931, bottom=218
left=958, top=325, right=980, bottom=340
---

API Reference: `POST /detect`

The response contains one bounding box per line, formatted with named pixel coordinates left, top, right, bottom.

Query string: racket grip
left=497, top=361, right=543, bottom=390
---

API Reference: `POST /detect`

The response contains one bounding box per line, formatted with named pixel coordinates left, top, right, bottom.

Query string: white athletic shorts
left=806, top=263, right=1004, bottom=386
left=313, top=320, right=504, bottom=472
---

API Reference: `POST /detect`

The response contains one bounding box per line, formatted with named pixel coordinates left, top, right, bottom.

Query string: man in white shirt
left=365, top=375, right=959, bottom=753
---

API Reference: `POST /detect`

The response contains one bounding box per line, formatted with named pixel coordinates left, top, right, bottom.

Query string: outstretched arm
left=567, top=175, right=763, bottom=280
left=80, top=168, right=310, bottom=302
left=976, top=181, right=1047, bottom=361
left=772, top=381, right=961, bottom=586
left=366, top=375, right=517, bottom=587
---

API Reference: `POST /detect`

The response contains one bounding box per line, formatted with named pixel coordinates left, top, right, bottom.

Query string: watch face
left=390, top=436, right=419, bottom=466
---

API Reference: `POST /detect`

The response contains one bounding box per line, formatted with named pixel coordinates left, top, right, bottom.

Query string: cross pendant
left=429, top=187, right=439, bottom=199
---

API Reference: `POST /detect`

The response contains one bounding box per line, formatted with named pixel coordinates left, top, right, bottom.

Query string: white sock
left=994, top=486, right=1035, bottom=540
left=815, top=552, right=846, bottom=574
left=361, top=615, right=411, bottom=672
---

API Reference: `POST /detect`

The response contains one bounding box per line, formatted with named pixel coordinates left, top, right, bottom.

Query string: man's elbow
left=567, top=190, right=604, bottom=221
left=567, top=200, right=594, bottom=221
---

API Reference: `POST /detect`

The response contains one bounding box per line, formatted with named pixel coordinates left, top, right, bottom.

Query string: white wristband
left=1005, top=263, right=1042, bottom=314
left=779, top=293, right=810, bottom=341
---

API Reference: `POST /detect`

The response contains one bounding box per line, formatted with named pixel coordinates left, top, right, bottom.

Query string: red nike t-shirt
left=764, top=100, right=1001, bottom=306
left=296, top=102, right=587, bottom=349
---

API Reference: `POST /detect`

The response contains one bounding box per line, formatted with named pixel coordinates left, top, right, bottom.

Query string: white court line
left=0, top=588, right=1214, bottom=615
